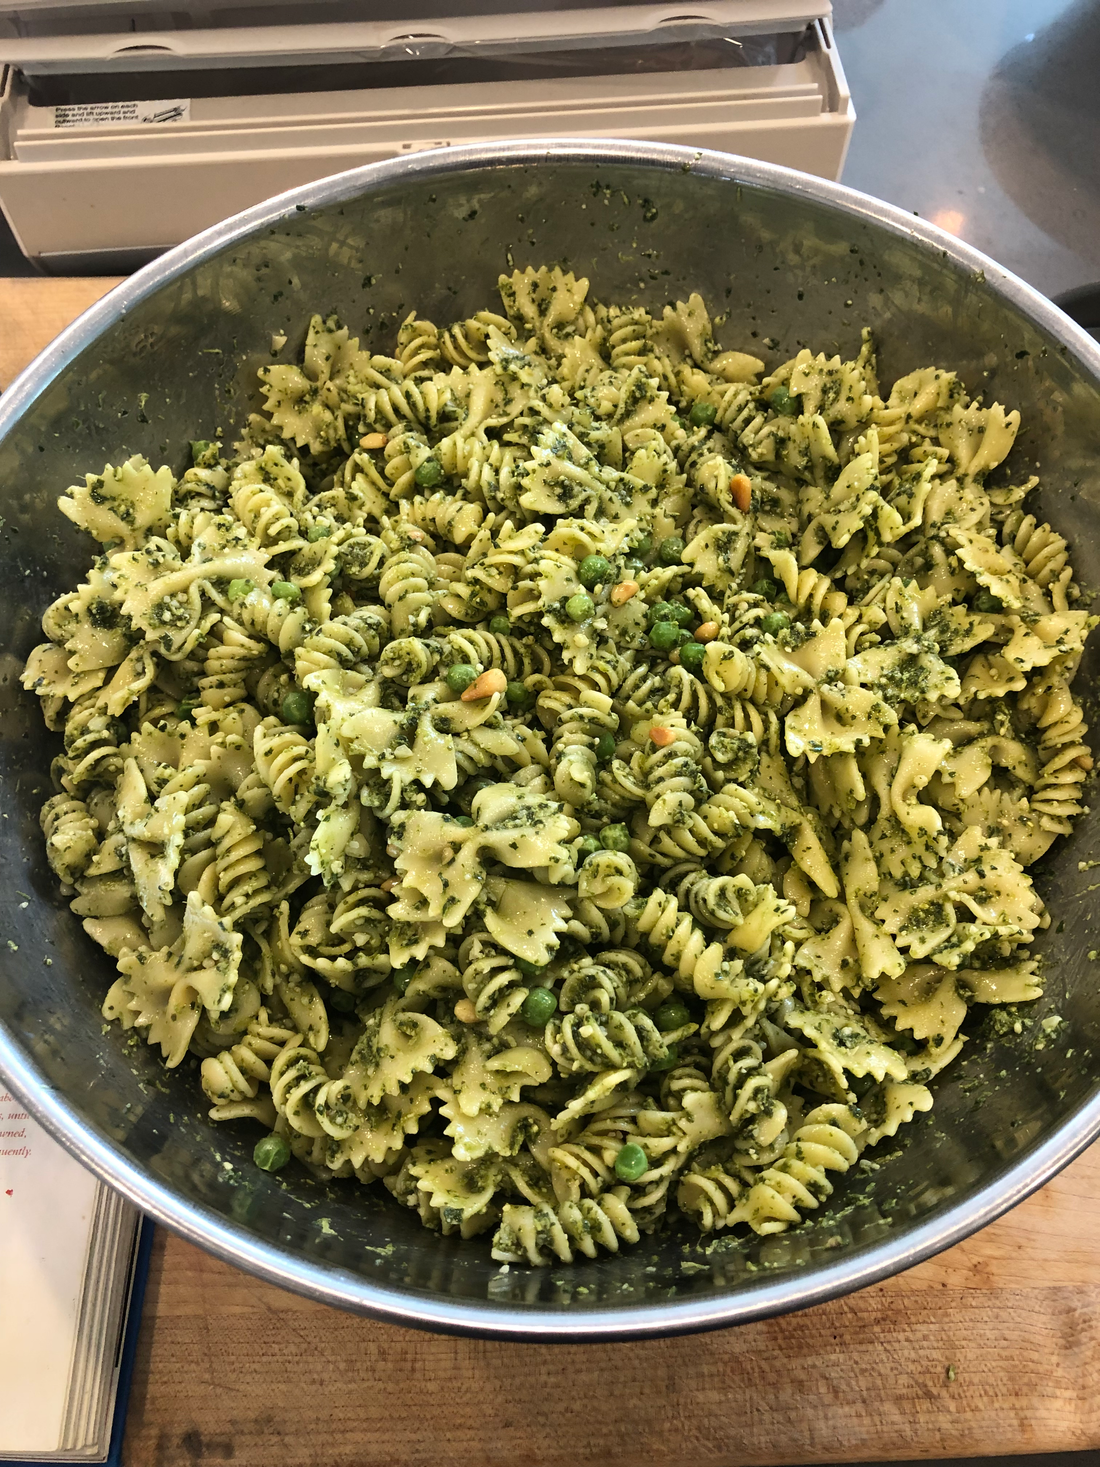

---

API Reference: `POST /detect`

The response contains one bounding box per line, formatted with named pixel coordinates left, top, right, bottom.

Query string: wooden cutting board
left=4, top=276, right=1100, bottom=1467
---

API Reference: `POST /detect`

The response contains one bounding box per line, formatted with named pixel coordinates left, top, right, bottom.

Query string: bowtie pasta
left=23, top=267, right=1095, bottom=1266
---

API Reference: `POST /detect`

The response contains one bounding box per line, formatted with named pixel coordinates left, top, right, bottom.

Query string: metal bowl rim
left=2, top=136, right=1100, bottom=1340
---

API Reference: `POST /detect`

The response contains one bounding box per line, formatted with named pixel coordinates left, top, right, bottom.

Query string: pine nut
left=454, top=998, right=478, bottom=1024
left=610, top=580, right=640, bottom=606
left=360, top=432, right=388, bottom=450
left=731, top=473, right=752, bottom=513
left=695, top=621, right=720, bottom=642
left=461, top=668, right=508, bottom=701
left=650, top=725, right=675, bottom=747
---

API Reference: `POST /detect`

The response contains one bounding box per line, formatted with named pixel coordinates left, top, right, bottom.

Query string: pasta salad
left=21, top=267, right=1094, bottom=1265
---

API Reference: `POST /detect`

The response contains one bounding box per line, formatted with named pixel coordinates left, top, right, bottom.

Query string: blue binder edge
left=5, top=1214, right=155, bottom=1467
left=104, top=1216, right=155, bottom=1467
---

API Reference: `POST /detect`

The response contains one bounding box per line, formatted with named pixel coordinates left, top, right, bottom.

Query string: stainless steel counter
left=834, top=0, right=1100, bottom=297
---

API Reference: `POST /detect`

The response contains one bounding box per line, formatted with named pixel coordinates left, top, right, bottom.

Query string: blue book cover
left=103, top=1217, right=155, bottom=1467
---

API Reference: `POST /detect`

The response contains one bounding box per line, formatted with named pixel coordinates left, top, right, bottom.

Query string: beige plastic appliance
left=0, top=0, right=853, bottom=271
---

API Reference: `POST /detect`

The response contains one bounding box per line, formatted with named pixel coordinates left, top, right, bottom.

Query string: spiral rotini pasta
left=23, top=268, right=1094, bottom=1266
left=40, top=792, right=99, bottom=885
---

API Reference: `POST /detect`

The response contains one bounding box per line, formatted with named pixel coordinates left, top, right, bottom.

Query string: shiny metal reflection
left=1, top=140, right=1100, bottom=1339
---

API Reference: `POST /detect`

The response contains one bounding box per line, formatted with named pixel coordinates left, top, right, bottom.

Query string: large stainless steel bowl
left=3, top=141, right=1100, bottom=1339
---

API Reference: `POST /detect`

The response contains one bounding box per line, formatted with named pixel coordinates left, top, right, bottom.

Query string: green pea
left=674, top=627, right=693, bottom=647
left=621, top=557, right=646, bottom=578
left=190, top=439, right=213, bottom=464
left=521, top=986, right=558, bottom=1026
left=327, top=988, right=357, bottom=1014
left=488, top=614, right=512, bottom=635
left=271, top=580, right=300, bottom=601
left=452, top=814, right=476, bottom=828
left=769, top=384, right=800, bottom=415
left=565, top=592, right=595, bottom=623
left=445, top=663, right=479, bottom=694
left=306, top=524, right=331, bottom=542
left=576, top=835, right=603, bottom=862
left=657, top=536, right=685, bottom=566
left=751, top=577, right=779, bottom=601
left=634, top=533, right=653, bottom=558
left=655, top=1001, right=691, bottom=1032
left=600, top=823, right=631, bottom=852
left=505, top=679, right=532, bottom=708
left=647, top=600, right=679, bottom=626
left=595, top=732, right=617, bottom=762
left=281, top=689, right=314, bottom=726
left=614, top=1142, right=649, bottom=1182
left=667, top=602, right=695, bottom=628
left=414, top=458, right=443, bottom=488
left=760, top=612, right=790, bottom=636
left=648, top=621, right=681, bottom=651
left=176, top=698, right=197, bottom=722
left=253, top=1134, right=291, bottom=1172
left=392, top=964, right=415, bottom=994
left=847, top=1072, right=876, bottom=1098
left=688, top=400, right=717, bottom=428
left=974, top=590, right=1004, bottom=613
left=578, top=554, right=612, bottom=588
left=672, top=415, right=687, bottom=431
left=516, top=957, right=546, bottom=979
left=227, top=577, right=254, bottom=602
left=650, top=1045, right=680, bottom=1072
left=679, top=641, right=706, bottom=674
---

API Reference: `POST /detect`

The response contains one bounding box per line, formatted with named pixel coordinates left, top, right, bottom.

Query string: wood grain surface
left=127, top=1148, right=1100, bottom=1467
left=3, top=276, right=1099, bottom=1467
left=0, top=275, right=125, bottom=389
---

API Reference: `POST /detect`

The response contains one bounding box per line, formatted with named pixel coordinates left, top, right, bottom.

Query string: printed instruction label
left=53, top=98, right=191, bottom=128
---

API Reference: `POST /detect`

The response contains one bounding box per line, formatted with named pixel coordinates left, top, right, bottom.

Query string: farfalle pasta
left=22, top=267, right=1095, bottom=1266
